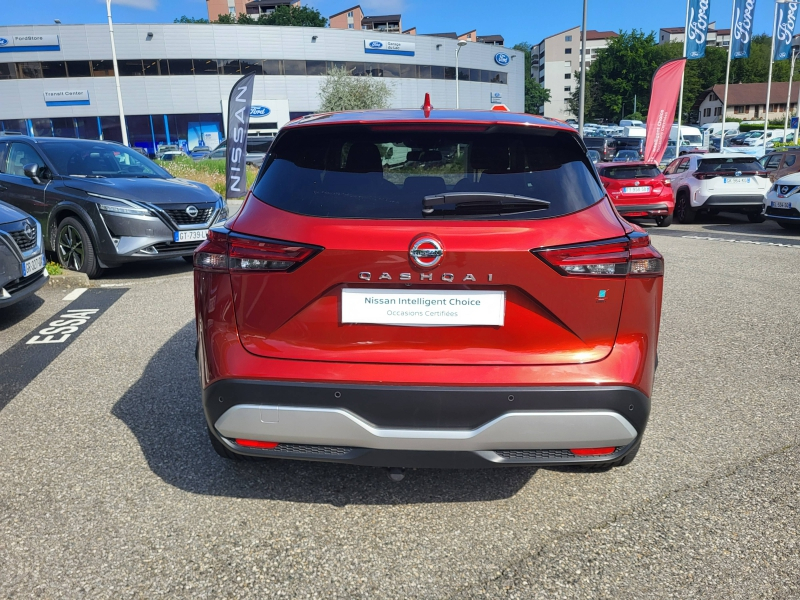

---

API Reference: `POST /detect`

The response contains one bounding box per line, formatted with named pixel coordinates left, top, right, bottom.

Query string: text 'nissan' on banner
left=732, top=0, right=757, bottom=59
left=774, top=2, right=799, bottom=61
left=644, top=58, right=687, bottom=165
left=225, top=72, right=256, bottom=199
left=686, top=0, right=711, bottom=59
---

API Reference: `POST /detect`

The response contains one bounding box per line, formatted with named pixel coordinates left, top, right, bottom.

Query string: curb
left=47, top=269, right=92, bottom=289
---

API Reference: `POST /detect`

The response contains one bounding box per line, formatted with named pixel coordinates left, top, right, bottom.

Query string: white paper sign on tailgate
left=341, top=289, right=505, bottom=326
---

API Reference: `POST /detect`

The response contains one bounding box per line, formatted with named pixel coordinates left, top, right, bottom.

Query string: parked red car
left=597, top=162, right=675, bottom=227
left=194, top=108, right=664, bottom=470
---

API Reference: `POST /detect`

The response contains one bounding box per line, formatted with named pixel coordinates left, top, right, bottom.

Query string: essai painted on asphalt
left=0, top=288, right=126, bottom=411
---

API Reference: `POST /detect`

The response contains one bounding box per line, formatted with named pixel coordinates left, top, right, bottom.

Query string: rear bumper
left=615, top=203, right=672, bottom=217
left=204, top=380, right=649, bottom=467
left=696, top=194, right=766, bottom=210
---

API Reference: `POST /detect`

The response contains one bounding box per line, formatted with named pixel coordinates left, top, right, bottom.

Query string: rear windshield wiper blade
left=422, top=192, right=550, bottom=215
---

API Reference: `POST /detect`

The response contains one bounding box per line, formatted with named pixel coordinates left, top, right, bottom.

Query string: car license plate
left=341, top=289, right=506, bottom=326
left=723, top=177, right=750, bottom=184
left=22, top=254, right=44, bottom=277
left=622, top=186, right=651, bottom=194
left=771, top=201, right=792, bottom=209
left=174, top=229, right=208, bottom=243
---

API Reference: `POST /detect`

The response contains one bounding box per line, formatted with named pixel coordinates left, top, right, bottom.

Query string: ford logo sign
left=369, top=41, right=383, bottom=48
left=250, top=105, right=270, bottom=117
left=0, top=38, right=8, bottom=46
left=494, top=52, right=510, bottom=66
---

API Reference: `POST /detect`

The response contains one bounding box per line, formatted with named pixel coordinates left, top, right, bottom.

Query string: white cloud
left=102, top=0, right=159, bottom=10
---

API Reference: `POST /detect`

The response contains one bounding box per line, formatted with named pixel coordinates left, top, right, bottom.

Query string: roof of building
left=584, top=30, right=619, bottom=41
left=702, top=82, right=800, bottom=107
left=402, top=27, right=417, bottom=34
left=421, top=32, right=459, bottom=39
left=477, top=35, right=504, bottom=43
left=246, top=0, right=296, bottom=6
left=361, top=14, right=401, bottom=23
left=329, top=5, right=361, bottom=18
left=716, top=29, right=731, bottom=35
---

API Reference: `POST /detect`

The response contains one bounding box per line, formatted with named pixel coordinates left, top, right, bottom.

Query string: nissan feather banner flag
left=731, top=0, right=757, bottom=59
left=686, top=0, right=711, bottom=59
left=225, top=72, right=256, bottom=199
left=644, top=58, right=687, bottom=165
left=774, top=2, right=799, bottom=61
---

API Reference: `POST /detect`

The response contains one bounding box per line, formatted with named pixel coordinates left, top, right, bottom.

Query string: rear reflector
left=534, top=232, right=663, bottom=277
left=194, top=228, right=321, bottom=273
left=570, top=447, right=616, bottom=456
left=235, top=439, right=279, bottom=449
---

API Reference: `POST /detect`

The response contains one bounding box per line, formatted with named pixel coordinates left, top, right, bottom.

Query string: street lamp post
left=578, top=0, right=588, bottom=137
left=456, top=40, right=467, bottom=109
left=106, top=0, right=128, bottom=146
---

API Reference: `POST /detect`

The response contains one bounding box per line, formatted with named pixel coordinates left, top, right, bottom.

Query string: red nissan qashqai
left=194, top=107, right=664, bottom=469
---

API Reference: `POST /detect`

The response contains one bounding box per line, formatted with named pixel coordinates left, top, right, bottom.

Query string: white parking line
left=62, top=288, right=87, bottom=301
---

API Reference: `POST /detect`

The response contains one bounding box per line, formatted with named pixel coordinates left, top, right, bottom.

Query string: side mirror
left=23, top=163, right=47, bottom=184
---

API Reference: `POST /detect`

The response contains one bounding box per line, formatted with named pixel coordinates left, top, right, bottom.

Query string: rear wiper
left=422, top=192, right=550, bottom=215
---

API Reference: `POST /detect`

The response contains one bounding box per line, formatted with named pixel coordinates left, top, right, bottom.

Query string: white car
left=662, top=153, right=770, bottom=223
left=764, top=172, right=800, bottom=230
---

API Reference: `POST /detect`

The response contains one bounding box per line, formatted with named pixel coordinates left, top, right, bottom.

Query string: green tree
left=513, top=42, right=552, bottom=114
left=318, top=67, right=392, bottom=112
left=174, top=15, right=209, bottom=23
left=210, top=6, right=327, bottom=26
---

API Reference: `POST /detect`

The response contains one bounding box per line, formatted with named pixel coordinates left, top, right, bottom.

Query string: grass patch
left=155, top=156, right=258, bottom=197
left=46, top=261, right=63, bottom=276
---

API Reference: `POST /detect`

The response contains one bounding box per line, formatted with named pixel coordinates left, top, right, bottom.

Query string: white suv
left=662, top=153, right=770, bottom=223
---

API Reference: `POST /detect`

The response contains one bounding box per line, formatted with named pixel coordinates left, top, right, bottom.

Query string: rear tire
left=747, top=213, right=766, bottom=223
left=656, top=215, right=673, bottom=227
left=56, top=217, right=103, bottom=279
left=675, top=193, right=696, bottom=224
left=208, top=426, right=243, bottom=460
left=778, top=220, right=800, bottom=230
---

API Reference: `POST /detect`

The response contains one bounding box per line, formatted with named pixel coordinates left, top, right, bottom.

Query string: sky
left=0, top=0, right=786, bottom=48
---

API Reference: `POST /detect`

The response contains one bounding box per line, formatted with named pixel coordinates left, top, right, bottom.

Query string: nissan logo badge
left=409, top=236, right=444, bottom=268
left=24, top=222, right=36, bottom=241
left=494, top=52, right=510, bottom=66
left=186, top=206, right=199, bottom=218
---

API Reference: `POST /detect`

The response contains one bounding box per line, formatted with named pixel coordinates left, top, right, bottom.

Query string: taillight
left=534, top=233, right=663, bottom=277
left=694, top=172, right=717, bottom=180
left=194, top=227, right=321, bottom=273
left=664, top=179, right=672, bottom=186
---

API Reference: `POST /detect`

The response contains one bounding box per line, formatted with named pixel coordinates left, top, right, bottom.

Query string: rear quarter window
left=252, top=125, right=605, bottom=220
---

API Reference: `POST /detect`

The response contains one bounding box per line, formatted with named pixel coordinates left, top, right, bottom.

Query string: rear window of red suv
left=599, top=165, right=661, bottom=179
left=251, top=125, right=604, bottom=220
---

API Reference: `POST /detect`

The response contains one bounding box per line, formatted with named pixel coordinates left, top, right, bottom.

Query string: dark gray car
left=0, top=200, right=47, bottom=308
left=0, top=137, right=227, bottom=278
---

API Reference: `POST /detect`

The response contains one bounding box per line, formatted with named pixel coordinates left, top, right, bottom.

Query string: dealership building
left=0, top=24, right=523, bottom=153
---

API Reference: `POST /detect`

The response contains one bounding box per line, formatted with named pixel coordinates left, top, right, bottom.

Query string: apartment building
left=659, top=22, right=731, bottom=47
left=531, top=27, right=618, bottom=119
left=694, top=83, right=800, bottom=125
left=205, top=0, right=300, bottom=20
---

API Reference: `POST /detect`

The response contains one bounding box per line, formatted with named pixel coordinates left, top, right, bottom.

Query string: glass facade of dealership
left=0, top=24, right=522, bottom=153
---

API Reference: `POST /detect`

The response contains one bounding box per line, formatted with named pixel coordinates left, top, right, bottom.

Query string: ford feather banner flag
left=731, top=0, right=757, bottom=59
left=644, top=58, right=687, bottom=165
left=686, top=0, right=711, bottom=59
left=774, top=2, right=799, bottom=61
left=225, top=72, right=256, bottom=198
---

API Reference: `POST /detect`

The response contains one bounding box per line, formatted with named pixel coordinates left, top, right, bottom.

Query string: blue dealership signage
left=731, top=0, right=757, bottom=59
left=774, top=2, right=798, bottom=61
left=364, top=39, right=415, bottom=56
left=250, top=105, right=271, bottom=117
left=0, top=34, right=60, bottom=53
left=686, top=0, right=711, bottom=59
left=494, top=52, right=510, bottom=66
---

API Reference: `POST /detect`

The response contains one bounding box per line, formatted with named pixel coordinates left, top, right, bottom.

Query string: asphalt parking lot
left=1, top=213, right=798, bottom=599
